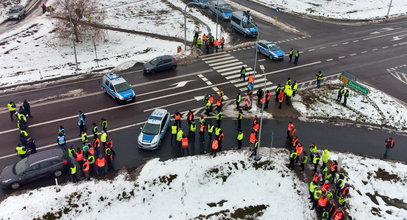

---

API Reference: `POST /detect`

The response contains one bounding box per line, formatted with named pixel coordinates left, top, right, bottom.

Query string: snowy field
left=1, top=149, right=406, bottom=219
left=292, top=79, right=407, bottom=133
left=0, top=0, right=228, bottom=88
left=250, top=0, right=407, bottom=20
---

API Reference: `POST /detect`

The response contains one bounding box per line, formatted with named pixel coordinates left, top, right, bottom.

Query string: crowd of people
left=286, top=122, right=350, bottom=220
left=192, top=32, right=225, bottom=54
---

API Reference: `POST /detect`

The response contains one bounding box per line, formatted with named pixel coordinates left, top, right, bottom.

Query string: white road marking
left=144, top=98, right=196, bottom=112
left=258, top=59, right=266, bottom=62
left=308, top=49, right=315, bottom=52
left=199, top=51, right=226, bottom=58
left=363, top=29, right=407, bottom=40
left=201, top=54, right=231, bottom=61
left=349, top=53, right=357, bottom=56
left=211, top=61, right=244, bottom=69
left=221, top=68, right=253, bottom=77
left=172, top=80, right=193, bottom=88
left=204, top=56, right=236, bottom=64
left=326, top=59, right=333, bottom=62
left=382, top=46, right=389, bottom=49
left=342, top=42, right=349, bottom=45
left=352, top=40, right=359, bottom=43
left=207, top=59, right=239, bottom=67
left=361, top=51, right=367, bottom=53
left=216, top=65, right=247, bottom=73
left=338, top=56, right=345, bottom=59
left=225, top=71, right=254, bottom=80
left=332, top=44, right=338, bottom=47
left=263, top=61, right=322, bottom=76
left=319, top=47, right=326, bottom=49
left=372, top=48, right=378, bottom=51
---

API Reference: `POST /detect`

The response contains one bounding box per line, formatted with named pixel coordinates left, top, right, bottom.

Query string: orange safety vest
left=220, top=38, right=225, bottom=44
left=260, top=97, right=266, bottom=103
left=82, top=160, right=90, bottom=172
left=208, top=96, right=214, bottom=104
left=200, top=124, right=206, bottom=132
left=218, top=133, right=224, bottom=142
left=330, top=163, right=338, bottom=172
left=333, top=210, right=344, bottom=220
left=174, top=113, right=181, bottom=120
left=216, top=99, right=222, bottom=106
left=181, top=137, right=188, bottom=147
left=290, top=128, right=297, bottom=137
left=106, top=140, right=113, bottom=148
left=278, top=92, right=284, bottom=101
left=322, top=183, right=330, bottom=192
left=188, top=113, right=193, bottom=121
left=202, top=34, right=207, bottom=40
left=292, top=137, right=299, bottom=147
left=287, top=123, right=294, bottom=131
left=312, top=173, right=321, bottom=182
left=212, top=139, right=218, bottom=150
left=75, top=151, right=84, bottom=161
left=296, top=145, right=303, bottom=156
left=93, top=138, right=101, bottom=148
left=96, top=158, right=106, bottom=167
left=318, top=197, right=328, bottom=207
left=88, top=147, right=95, bottom=155
left=253, top=123, right=259, bottom=132
left=250, top=132, right=257, bottom=143
left=248, top=75, right=254, bottom=84
left=214, top=40, right=219, bottom=46
left=266, top=92, right=271, bottom=101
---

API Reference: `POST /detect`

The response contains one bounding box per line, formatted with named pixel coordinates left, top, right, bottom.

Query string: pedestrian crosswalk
left=201, top=52, right=274, bottom=92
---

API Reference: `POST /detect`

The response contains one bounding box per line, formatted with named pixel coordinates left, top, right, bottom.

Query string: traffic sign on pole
left=339, top=73, right=369, bottom=95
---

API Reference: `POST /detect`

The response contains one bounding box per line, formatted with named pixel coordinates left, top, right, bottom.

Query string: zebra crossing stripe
left=217, top=65, right=247, bottom=73
left=199, top=51, right=226, bottom=58
left=225, top=71, right=254, bottom=79
left=211, top=61, right=244, bottom=69
left=208, top=59, right=239, bottom=67
left=204, top=56, right=236, bottom=64
left=201, top=53, right=231, bottom=61
left=221, top=68, right=253, bottom=77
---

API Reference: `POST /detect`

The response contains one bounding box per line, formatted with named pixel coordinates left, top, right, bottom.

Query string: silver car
left=8, top=5, right=26, bottom=21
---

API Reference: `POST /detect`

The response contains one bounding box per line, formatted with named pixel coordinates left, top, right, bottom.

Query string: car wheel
left=171, top=65, right=177, bottom=70
left=11, top=182, right=20, bottom=190
left=150, top=69, right=156, bottom=74
left=54, top=170, right=63, bottom=177
left=256, top=48, right=259, bottom=53
left=269, top=54, right=273, bottom=60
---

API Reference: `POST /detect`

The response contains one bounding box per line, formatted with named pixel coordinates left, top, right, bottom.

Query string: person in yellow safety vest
left=211, top=139, right=218, bottom=157
left=70, top=163, right=78, bottom=183
left=181, top=135, right=189, bottom=156
left=288, top=150, right=297, bottom=170
left=87, top=15, right=92, bottom=22
left=286, top=77, right=292, bottom=86
left=215, top=111, right=222, bottom=127
left=17, top=111, right=27, bottom=122
left=236, top=93, right=242, bottom=110
left=81, top=131, right=88, bottom=143
left=101, top=118, right=108, bottom=131
left=237, top=109, right=243, bottom=130
left=237, top=130, right=244, bottom=149
left=176, top=129, right=183, bottom=148
left=171, top=123, right=178, bottom=143
left=68, top=145, right=76, bottom=158
left=309, top=181, right=318, bottom=202
left=215, top=127, right=221, bottom=138
left=7, top=101, right=17, bottom=120
left=16, top=144, right=27, bottom=158
left=309, top=143, right=318, bottom=163
left=197, top=37, right=202, bottom=48
left=189, top=121, right=196, bottom=136
left=288, top=48, right=294, bottom=62
left=100, top=130, right=107, bottom=148
left=205, top=100, right=211, bottom=116
left=88, top=153, right=95, bottom=175
left=207, top=123, right=214, bottom=140
left=316, top=71, right=323, bottom=88
left=285, top=87, right=293, bottom=106
left=322, top=149, right=329, bottom=168
left=311, top=187, right=322, bottom=210
left=292, top=81, right=298, bottom=96
left=92, top=123, right=98, bottom=139
left=313, top=153, right=320, bottom=173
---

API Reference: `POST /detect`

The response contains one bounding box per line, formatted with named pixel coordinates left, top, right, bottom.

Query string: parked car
left=0, top=148, right=69, bottom=190
left=191, top=0, right=209, bottom=8
left=209, top=0, right=233, bottom=21
left=256, top=40, right=285, bottom=60
left=102, top=73, right=135, bottom=104
left=143, top=55, right=177, bottom=74
left=137, top=109, right=171, bottom=150
left=230, top=11, right=258, bottom=38
left=7, top=5, right=26, bottom=21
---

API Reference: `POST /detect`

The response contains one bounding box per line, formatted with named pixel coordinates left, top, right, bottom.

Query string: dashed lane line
left=326, top=59, right=333, bottom=62
left=338, top=56, right=345, bottom=59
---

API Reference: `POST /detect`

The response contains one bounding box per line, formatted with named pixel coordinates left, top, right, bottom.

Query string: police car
left=256, top=40, right=285, bottom=60
left=102, top=73, right=135, bottom=104
left=230, top=11, right=258, bottom=38
left=209, top=0, right=233, bottom=21
left=137, top=109, right=171, bottom=150
left=191, top=0, right=209, bottom=8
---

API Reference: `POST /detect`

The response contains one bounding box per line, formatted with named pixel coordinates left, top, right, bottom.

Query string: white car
left=137, top=109, right=171, bottom=150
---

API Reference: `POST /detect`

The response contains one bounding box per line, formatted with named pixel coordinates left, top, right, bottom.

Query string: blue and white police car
left=191, top=0, right=209, bottom=8
left=256, top=40, right=285, bottom=60
left=230, top=11, right=258, bottom=38
left=137, top=109, right=171, bottom=150
left=102, top=73, right=135, bottom=104
left=209, top=0, right=233, bottom=21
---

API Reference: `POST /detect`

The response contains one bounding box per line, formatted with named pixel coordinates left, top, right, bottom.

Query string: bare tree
left=53, top=0, right=107, bottom=42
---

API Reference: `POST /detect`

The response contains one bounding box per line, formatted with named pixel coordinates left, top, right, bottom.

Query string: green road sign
left=339, top=74, right=369, bottom=95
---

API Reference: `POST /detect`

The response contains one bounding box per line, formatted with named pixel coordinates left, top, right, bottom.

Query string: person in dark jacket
left=23, top=99, right=32, bottom=118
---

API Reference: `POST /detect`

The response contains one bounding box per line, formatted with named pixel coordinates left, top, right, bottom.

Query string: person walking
left=95, top=154, right=107, bottom=176
left=313, top=153, right=321, bottom=173
left=236, top=93, right=242, bottom=110
left=105, top=147, right=115, bottom=172
left=23, top=100, right=32, bottom=118
left=100, top=130, right=107, bottom=148
left=288, top=48, right=294, bottom=62
left=278, top=91, right=284, bottom=109
left=214, top=39, right=220, bottom=52
left=239, top=66, right=247, bottom=81
left=92, top=123, right=98, bottom=140
left=287, top=122, right=294, bottom=138
left=293, top=50, right=300, bottom=65
left=7, top=101, right=16, bottom=121
left=78, top=111, right=86, bottom=136
left=236, top=130, right=243, bottom=150
left=288, top=150, right=298, bottom=170
left=189, top=121, right=196, bottom=137
left=336, top=86, right=345, bottom=102
left=41, top=3, right=47, bottom=13
left=220, top=37, right=225, bottom=49
left=101, top=118, right=108, bottom=131
left=316, top=71, right=323, bottom=88
left=237, top=109, right=243, bottom=130
left=173, top=111, right=182, bottom=128
left=383, top=137, right=395, bottom=159
left=27, top=136, right=37, bottom=154
left=215, top=111, right=222, bottom=127
left=57, top=132, right=67, bottom=151
left=343, top=89, right=350, bottom=106
left=199, top=122, right=206, bottom=142
left=16, top=144, right=28, bottom=159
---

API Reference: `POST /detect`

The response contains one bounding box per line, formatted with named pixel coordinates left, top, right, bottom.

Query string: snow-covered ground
left=0, top=0, right=229, bottom=88
left=1, top=148, right=406, bottom=219
left=292, top=79, right=407, bottom=133
left=250, top=0, right=407, bottom=20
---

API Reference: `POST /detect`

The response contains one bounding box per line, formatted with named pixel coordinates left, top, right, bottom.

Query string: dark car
left=8, top=5, right=26, bottom=20
left=0, top=148, right=69, bottom=190
left=143, top=55, right=177, bottom=74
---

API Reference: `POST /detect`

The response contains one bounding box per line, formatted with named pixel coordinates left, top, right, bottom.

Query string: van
left=230, top=11, right=258, bottom=38
left=209, top=0, right=233, bottom=21
left=191, top=0, right=209, bottom=8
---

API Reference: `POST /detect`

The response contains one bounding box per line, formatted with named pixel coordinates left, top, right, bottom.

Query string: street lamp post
left=215, top=0, right=219, bottom=39
left=255, top=65, right=268, bottom=161
left=386, top=0, right=393, bottom=18
left=250, top=20, right=259, bottom=109
left=66, top=0, right=79, bottom=70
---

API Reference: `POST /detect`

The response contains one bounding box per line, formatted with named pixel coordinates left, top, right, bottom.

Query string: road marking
left=331, top=44, right=338, bottom=47
left=211, top=61, right=243, bottom=69
left=199, top=51, right=226, bottom=58
left=172, top=80, right=193, bottom=88
left=342, top=42, right=349, bottom=45
left=207, top=59, right=239, bottom=66
left=338, top=56, right=345, bottom=59
left=201, top=54, right=231, bottom=61
left=326, top=59, right=333, bottom=62
left=372, top=48, right=378, bottom=51
left=361, top=51, right=367, bottom=54
left=370, top=31, right=380, bottom=34
left=308, top=49, right=315, bottom=52
left=349, top=53, right=357, bottom=56
left=204, top=56, right=236, bottom=63
left=144, top=98, right=196, bottom=112
left=319, top=47, right=326, bottom=49
left=221, top=68, right=253, bottom=77
left=382, top=46, right=389, bottom=49
left=216, top=65, right=247, bottom=73
left=363, top=29, right=407, bottom=40
left=258, top=59, right=266, bottom=62
left=352, top=40, right=359, bottom=43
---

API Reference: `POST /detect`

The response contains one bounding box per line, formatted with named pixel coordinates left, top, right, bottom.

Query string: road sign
left=339, top=74, right=369, bottom=95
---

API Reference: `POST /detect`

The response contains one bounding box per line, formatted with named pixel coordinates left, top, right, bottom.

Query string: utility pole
left=66, top=0, right=79, bottom=70
left=386, top=0, right=393, bottom=18
left=255, top=65, right=267, bottom=161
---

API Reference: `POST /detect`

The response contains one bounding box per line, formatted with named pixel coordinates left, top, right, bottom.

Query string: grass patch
left=374, top=168, right=401, bottom=182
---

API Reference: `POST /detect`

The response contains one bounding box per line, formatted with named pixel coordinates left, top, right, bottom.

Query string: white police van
left=101, top=73, right=135, bottom=104
left=230, top=11, right=258, bottom=38
left=138, top=109, right=171, bottom=150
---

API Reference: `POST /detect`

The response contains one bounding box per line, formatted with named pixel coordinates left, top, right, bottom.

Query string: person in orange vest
left=187, top=110, right=194, bottom=127
left=173, top=111, right=182, bottom=128
left=247, top=74, right=254, bottom=84
left=208, top=95, right=214, bottom=113
left=202, top=33, right=207, bottom=43
left=82, top=158, right=90, bottom=180
left=317, top=194, right=328, bottom=213
left=214, top=39, right=220, bottom=52
left=93, top=137, right=101, bottom=157
left=332, top=207, right=345, bottom=220
left=220, top=37, right=225, bottom=49
left=181, top=135, right=189, bottom=156
left=295, top=143, right=304, bottom=163
left=252, top=116, right=259, bottom=132
left=95, top=154, right=106, bottom=176
left=264, top=90, right=271, bottom=109
left=215, top=97, right=222, bottom=112
left=199, top=122, right=206, bottom=142
left=217, top=131, right=225, bottom=152
left=287, top=121, right=294, bottom=138
left=249, top=130, right=257, bottom=149
left=75, top=147, right=84, bottom=166
left=256, top=88, right=264, bottom=106
left=330, top=160, right=338, bottom=182
left=278, top=91, right=284, bottom=109
left=384, top=137, right=395, bottom=159
left=211, top=139, right=218, bottom=157
left=321, top=180, right=330, bottom=193
left=291, top=136, right=299, bottom=150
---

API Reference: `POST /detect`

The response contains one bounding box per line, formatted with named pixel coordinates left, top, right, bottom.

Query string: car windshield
left=149, top=57, right=160, bottom=66
left=114, top=82, right=131, bottom=93
left=14, top=158, right=29, bottom=175
left=142, top=123, right=160, bottom=135
left=221, top=7, right=233, bottom=13
left=269, top=45, right=280, bottom=51
left=9, top=9, right=19, bottom=13
left=243, top=22, right=256, bottom=28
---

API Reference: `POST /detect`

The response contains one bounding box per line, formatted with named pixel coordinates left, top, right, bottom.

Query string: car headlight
left=2, top=178, right=11, bottom=184
left=117, top=94, right=124, bottom=100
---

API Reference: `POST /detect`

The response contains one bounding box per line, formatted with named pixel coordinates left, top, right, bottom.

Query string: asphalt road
left=0, top=0, right=407, bottom=198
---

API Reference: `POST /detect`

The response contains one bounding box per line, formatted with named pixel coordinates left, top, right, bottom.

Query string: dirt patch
left=374, top=168, right=401, bottom=182
left=230, top=204, right=268, bottom=219
left=194, top=209, right=230, bottom=219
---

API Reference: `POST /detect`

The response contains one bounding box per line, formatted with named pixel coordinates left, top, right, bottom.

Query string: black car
left=0, top=148, right=69, bottom=190
left=143, top=55, right=177, bottom=74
